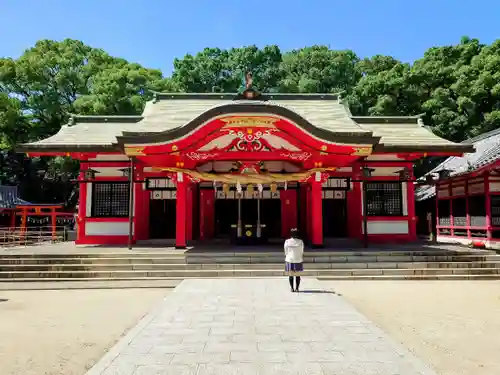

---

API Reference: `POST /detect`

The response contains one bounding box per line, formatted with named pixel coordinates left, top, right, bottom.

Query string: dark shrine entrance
left=214, top=198, right=238, bottom=237
left=322, top=179, right=349, bottom=238
left=260, top=198, right=281, bottom=238
left=149, top=192, right=176, bottom=239
left=322, top=191, right=348, bottom=237
left=213, top=190, right=282, bottom=243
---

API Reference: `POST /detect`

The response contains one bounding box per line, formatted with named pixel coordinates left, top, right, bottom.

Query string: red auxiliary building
left=18, top=87, right=473, bottom=248
left=416, top=128, right=500, bottom=249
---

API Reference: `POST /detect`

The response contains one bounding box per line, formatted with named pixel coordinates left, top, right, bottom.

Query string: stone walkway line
left=86, top=278, right=437, bottom=375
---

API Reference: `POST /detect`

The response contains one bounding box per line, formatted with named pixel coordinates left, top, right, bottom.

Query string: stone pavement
left=86, top=278, right=437, bottom=375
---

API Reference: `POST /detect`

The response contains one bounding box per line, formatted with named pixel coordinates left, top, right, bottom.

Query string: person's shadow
left=298, top=290, right=342, bottom=296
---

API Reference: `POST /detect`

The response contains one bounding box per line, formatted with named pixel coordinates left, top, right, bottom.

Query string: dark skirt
left=285, top=262, right=304, bottom=272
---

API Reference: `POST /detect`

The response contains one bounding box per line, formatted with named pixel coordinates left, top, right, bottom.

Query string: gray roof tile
left=0, top=185, right=30, bottom=209
left=357, top=123, right=458, bottom=147
left=19, top=93, right=467, bottom=152
left=415, top=128, right=500, bottom=201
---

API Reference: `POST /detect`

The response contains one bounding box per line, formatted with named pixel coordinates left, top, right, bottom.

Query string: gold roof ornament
left=124, top=146, right=145, bottom=156
left=351, top=146, right=373, bottom=156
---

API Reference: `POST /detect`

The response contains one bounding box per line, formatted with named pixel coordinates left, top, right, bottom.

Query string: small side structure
left=0, top=185, right=30, bottom=227
left=0, top=185, right=74, bottom=243
left=415, top=128, right=500, bottom=249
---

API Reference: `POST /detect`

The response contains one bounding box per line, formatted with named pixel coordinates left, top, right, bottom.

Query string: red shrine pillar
left=186, top=182, right=194, bottom=242
left=310, top=172, right=324, bottom=248
left=349, top=165, right=362, bottom=239
left=281, top=189, right=298, bottom=238
left=306, top=185, right=312, bottom=241
left=406, top=170, right=417, bottom=241
left=76, top=168, right=87, bottom=243
left=134, top=165, right=149, bottom=241
left=175, top=172, right=187, bottom=249
left=485, top=173, right=492, bottom=240
left=199, top=189, right=215, bottom=240
left=299, top=184, right=308, bottom=239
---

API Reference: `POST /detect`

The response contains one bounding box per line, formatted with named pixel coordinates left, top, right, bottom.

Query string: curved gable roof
left=117, top=96, right=379, bottom=146
left=17, top=92, right=473, bottom=154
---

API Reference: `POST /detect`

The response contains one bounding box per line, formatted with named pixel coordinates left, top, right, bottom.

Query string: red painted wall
left=280, top=190, right=298, bottom=238
left=75, top=160, right=418, bottom=246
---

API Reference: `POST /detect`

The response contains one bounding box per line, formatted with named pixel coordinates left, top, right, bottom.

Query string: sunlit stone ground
left=1, top=280, right=498, bottom=375
left=0, top=289, right=168, bottom=375
left=329, top=280, right=500, bottom=375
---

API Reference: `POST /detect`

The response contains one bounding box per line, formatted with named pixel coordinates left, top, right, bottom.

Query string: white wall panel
left=490, top=182, right=500, bottom=192
left=362, top=220, right=409, bottom=234
left=86, top=183, right=92, bottom=217
left=85, top=221, right=134, bottom=236
left=402, top=182, right=408, bottom=216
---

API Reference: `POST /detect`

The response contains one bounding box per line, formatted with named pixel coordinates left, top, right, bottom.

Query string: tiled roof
left=134, top=97, right=368, bottom=135
left=352, top=117, right=461, bottom=149
left=20, top=116, right=143, bottom=149
left=0, top=185, right=30, bottom=209
left=415, top=128, right=500, bottom=201
left=18, top=93, right=470, bottom=153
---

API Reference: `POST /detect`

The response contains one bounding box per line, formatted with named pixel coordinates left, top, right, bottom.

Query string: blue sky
left=1, top=0, right=498, bottom=76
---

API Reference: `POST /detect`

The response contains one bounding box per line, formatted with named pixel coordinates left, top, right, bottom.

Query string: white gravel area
left=0, top=289, right=168, bottom=375
left=328, top=280, right=500, bottom=375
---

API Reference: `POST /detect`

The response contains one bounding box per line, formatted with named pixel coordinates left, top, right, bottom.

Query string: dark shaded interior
left=149, top=199, right=176, bottom=239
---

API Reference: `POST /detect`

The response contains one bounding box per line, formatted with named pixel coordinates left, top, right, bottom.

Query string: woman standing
left=284, top=228, right=304, bottom=292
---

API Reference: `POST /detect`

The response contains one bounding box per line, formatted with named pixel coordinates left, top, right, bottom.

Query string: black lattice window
left=491, top=196, right=500, bottom=226
left=91, top=182, right=130, bottom=217
left=365, top=182, right=403, bottom=216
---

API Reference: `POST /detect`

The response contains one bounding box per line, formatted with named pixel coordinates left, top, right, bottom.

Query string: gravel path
left=328, top=280, right=500, bottom=375
left=0, top=289, right=168, bottom=375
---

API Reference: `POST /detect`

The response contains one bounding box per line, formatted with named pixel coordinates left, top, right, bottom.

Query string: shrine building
left=416, top=128, right=500, bottom=249
left=18, top=86, right=473, bottom=248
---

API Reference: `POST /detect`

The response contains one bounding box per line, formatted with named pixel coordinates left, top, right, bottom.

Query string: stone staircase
left=1, top=249, right=500, bottom=283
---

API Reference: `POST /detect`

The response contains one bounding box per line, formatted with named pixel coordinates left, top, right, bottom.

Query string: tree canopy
left=1, top=37, right=499, bottom=204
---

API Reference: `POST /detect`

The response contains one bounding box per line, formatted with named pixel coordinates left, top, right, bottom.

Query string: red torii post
left=15, top=204, right=66, bottom=240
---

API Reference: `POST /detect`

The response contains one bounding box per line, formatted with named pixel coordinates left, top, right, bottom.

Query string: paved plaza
left=85, top=278, right=436, bottom=375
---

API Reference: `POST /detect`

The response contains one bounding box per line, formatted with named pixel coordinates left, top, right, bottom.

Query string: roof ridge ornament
left=234, top=70, right=266, bottom=101
left=244, top=71, right=253, bottom=90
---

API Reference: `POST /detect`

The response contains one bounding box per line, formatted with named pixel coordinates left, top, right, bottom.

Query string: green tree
left=278, top=46, right=361, bottom=93
left=172, top=45, right=283, bottom=92
left=0, top=39, right=171, bottom=205
left=2, top=37, right=500, bottom=198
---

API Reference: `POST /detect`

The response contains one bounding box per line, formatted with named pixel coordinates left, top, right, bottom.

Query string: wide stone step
left=1, top=253, right=499, bottom=265
left=1, top=273, right=500, bottom=282
left=184, top=253, right=500, bottom=263
left=1, top=261, right=500, bottom=272
left=0, top=252, right=186, bottom=259
left=0, top=257, right=188, bottom=265
left=0, top=267, right=499, bottom=279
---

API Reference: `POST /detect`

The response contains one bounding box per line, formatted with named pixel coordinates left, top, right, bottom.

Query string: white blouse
left=284, top=238, right=304, bottom=263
